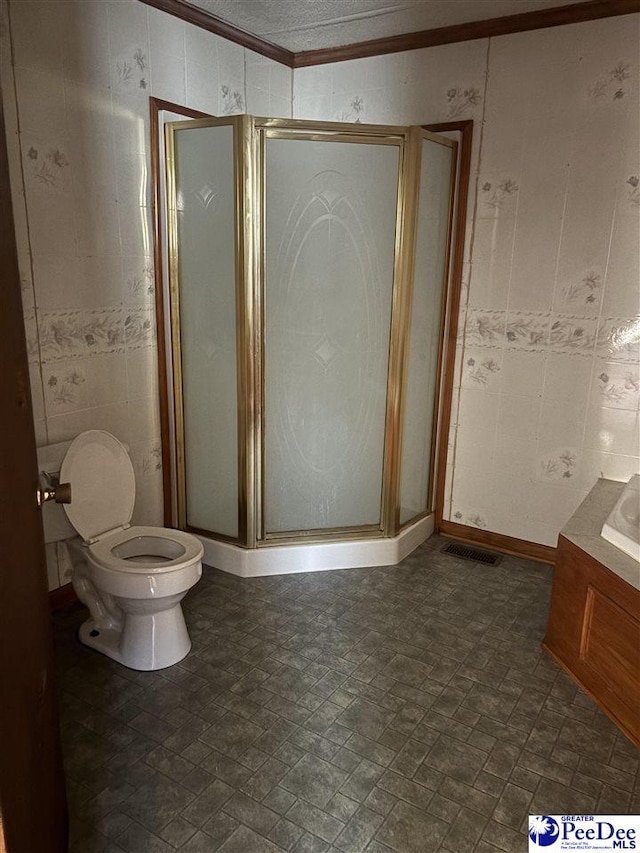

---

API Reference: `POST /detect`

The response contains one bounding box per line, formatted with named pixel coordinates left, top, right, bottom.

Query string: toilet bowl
left=57, top=430, right=203, bottom=671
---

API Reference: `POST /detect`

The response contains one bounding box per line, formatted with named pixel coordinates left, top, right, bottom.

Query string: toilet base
left=78, top=603, right=192, bottom=671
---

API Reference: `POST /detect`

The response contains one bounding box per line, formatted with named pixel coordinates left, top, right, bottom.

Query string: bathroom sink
left=601, top=474, right=640, bottom=562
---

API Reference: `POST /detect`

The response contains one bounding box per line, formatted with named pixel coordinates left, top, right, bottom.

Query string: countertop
left=561, top=478, right=640, bottom=590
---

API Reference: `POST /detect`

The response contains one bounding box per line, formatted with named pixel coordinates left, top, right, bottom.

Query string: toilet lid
left=61, top=430, right=135, bottom=542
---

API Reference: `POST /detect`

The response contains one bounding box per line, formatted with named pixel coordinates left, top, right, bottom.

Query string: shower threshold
left=197, top=513, right=434, bottom=578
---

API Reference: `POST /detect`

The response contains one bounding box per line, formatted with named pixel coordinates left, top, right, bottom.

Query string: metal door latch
left=36, top=471, right=71, bottom=507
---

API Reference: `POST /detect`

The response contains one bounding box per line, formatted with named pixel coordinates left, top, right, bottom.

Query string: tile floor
left=54, top=534, right=640, bottom=853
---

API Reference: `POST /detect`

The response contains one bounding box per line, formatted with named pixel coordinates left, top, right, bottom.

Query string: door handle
left=36, top=471, right=71, bottom=507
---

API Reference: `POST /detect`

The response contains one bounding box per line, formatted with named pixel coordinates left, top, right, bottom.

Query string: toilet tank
left=37, top=441, right=76, bottom=543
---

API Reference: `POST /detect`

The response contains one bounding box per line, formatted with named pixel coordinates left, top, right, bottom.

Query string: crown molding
left=140, top=0, right=295, bottom=66
left=140, top=0, right=639, bottom=69
left=294, top=0, right=640, bottom=66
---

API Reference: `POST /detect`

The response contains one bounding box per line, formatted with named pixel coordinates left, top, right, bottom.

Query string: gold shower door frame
left=165, top=115, right=255, bottom=546
left=395, top=128, right=458, bottom=535
left=165, top=116, right=457, bottom=548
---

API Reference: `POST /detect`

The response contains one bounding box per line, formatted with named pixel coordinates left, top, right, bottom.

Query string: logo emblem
left=529, top=816, right=559, bottom=847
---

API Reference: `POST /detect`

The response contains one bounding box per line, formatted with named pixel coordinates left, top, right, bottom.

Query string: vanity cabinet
left=543, top=480, right=640, bottom=748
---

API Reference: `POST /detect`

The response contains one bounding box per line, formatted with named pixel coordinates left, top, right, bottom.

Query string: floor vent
left=441, top=542, right=502, bottom=566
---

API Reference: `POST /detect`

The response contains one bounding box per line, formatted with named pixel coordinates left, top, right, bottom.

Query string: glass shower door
left=262, top=133, right=401, bottom=537
left=398, top=131, right=455, bottom=525
left=166, top=118, right=241, bottom=539
left=163, top=116, right=457, bottom=551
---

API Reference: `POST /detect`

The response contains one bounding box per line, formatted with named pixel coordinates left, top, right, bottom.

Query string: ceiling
left=189, top=0, right=590, bottom=52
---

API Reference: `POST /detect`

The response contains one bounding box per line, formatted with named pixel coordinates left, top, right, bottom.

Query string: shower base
left=197, top=513, right=434, bottom=578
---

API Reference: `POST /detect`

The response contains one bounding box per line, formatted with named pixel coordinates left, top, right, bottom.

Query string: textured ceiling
left=190, top=0, right=589, bottom=52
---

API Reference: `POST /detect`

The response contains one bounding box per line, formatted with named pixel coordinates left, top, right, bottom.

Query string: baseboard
left=49, top=582, right=78, bottom=612
left=438, top=520, right=556, bottom=565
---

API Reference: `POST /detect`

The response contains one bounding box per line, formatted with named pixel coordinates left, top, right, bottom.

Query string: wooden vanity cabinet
left=543, top=534, right=640, bottom=748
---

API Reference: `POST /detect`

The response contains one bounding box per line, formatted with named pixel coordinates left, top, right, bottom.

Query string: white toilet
left=40, top=430, right=203, bottom=671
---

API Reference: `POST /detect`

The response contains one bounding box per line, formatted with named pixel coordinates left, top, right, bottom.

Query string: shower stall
left=161, top=115, right=456, bottom=576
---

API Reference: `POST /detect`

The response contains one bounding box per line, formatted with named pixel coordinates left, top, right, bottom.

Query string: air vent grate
left=441, top=542, right=502, bottom=565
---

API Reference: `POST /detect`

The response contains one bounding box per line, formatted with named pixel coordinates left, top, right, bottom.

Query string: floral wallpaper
left=480, top=178, right=518, bottom=210
left=26, top=146, right=70, bottom=188
left=452, top=510, right=487, bottom=528
left=597, top=365, right=640, bottom=408
left=294, top=16, right=640, bottom=548
left=39, top=309, right=124, bottom=362
left=538, top=448, right=578, bottom=482
left=339, top=96, right=365, bottom=123
left=589, top=61, right=631, bottom=101
left=465, top=354, right=501, bottom=386
left=46, top=368, right=85, bottom=408
left=221, top=84, right=245, bottom=115
left=597, top=318, right=640, bottom=362
left=563, top=272, right=602, bottom=308
left=128, top=265, right=155, bottom=299
left=116, top=47, right=148, bottom=90
left=461, top=309, right=634, bottom=357
left=446, top=86, right=482, bottom=119
left=2, top=0, right=292, bottom=589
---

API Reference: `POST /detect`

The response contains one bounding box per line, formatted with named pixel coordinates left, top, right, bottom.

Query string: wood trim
left=149, top=98, right=211, bottom=526
left=140, top=0, right=295, bottom=66
left=48, top=583, right=78, bottom=613
left=424, top=120, right=473, bottom=530
left=138, top=0, right=639, bottom=69
left=439, top=519, right=556, bottom=564
left=293, top=0, right=640, bottom=66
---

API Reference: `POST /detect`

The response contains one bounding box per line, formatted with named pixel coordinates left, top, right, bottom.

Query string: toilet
left=40, top=430, right=203, bottom=671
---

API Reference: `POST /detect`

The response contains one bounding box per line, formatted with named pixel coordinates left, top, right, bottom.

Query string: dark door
left=0, top=93, right=68, bottom=851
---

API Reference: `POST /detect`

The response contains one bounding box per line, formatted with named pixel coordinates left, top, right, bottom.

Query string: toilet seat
left=61, top=430, right=136, bottom=543
left=61, top=430, right=204, bottom=575
left=88, top=525, right=203, bottom=573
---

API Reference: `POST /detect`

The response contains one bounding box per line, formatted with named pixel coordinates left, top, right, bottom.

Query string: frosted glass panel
left=264, top=138, right=399, bottom=533
left=399, top=139, right=453, bottom=525
left=173, top=124, right=238, bottom=537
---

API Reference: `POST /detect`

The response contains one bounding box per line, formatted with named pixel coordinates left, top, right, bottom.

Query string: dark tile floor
left=54, top=534, right=640, bottom=853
